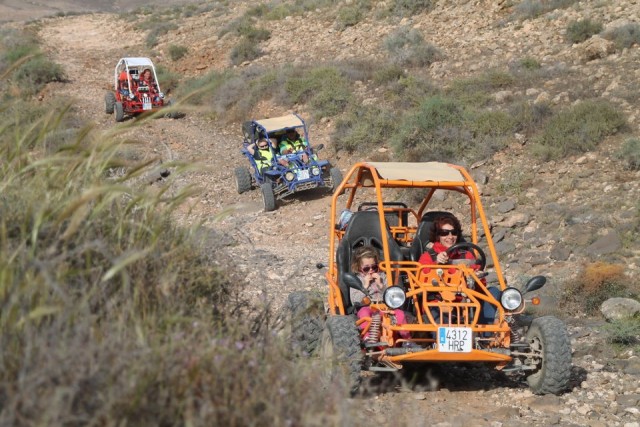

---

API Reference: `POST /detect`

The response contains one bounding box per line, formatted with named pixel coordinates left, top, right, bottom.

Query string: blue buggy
left=234, top=114, right=343, bottom=211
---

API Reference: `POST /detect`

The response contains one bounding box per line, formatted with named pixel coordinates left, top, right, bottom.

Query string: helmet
left=338, top=209, right=353, bottom=230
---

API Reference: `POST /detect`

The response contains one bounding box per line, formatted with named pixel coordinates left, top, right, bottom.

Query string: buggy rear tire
left=234, top=167, right=252, bottom=194
left=261, top=182, right=276, bottom=212
left=114, top=102, right=124, bottom=122
left=282, top=291, right=325, bottom=356
left=525, top=316, right=572, bottom=395
left=319, top=315, right=363, bottom=395
left=329, top=167, right=343, bottom=193
left=105, top=92, right=116, bottom=114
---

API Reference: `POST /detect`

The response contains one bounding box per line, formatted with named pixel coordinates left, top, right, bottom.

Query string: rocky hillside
left=5, top=0, right=640, bottom=425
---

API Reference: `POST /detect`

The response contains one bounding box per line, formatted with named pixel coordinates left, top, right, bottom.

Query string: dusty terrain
left=15, top=0, right=640, bottom=425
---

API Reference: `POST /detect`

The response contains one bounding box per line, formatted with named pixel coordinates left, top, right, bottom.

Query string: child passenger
left=350, top=245, right=412, bottom=344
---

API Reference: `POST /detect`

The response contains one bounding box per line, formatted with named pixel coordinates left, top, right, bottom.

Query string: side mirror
left=315, top=143, right=324, bottom=151
left=342, top=272, right=367, bottom=294
left=523, top=275, right=546, bottom=294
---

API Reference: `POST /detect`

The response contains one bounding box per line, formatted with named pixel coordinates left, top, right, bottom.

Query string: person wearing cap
left=279, top=129, right=311, bottom=163
left=247, top=138, right=287, bottom=174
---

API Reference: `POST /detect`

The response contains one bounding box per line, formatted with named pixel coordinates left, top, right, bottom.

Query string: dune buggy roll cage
left=113, top=57, right=162, bottom=96
left=326, top=161, right=508, bottom=317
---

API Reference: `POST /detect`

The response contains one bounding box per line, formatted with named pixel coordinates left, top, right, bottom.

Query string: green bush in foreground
left=0, top=98, right=351, bottom=426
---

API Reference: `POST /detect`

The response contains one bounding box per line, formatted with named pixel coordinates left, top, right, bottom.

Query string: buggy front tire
left=105, top=92, right=116, bottom=114
left=261, top=182, right=276, bottom=212
left=319, top=315, right=363, bottom=395
left=329, top=167, right=343, bottom=193
left=525, top=316, right=572, bottom=395
left=282, top=291, right=325, bottom=356
left=234, top=167, right=252, bottom=194
left=114, top=102, right=124, bottom=122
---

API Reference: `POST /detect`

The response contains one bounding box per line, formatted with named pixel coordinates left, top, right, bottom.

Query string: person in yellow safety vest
left=248, top=138, right=287, bottom=174
left=279, top=128, right=314, bottom=163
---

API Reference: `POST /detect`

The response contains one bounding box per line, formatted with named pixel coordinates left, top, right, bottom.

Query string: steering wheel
left=445, top=242, right=486, bottom=271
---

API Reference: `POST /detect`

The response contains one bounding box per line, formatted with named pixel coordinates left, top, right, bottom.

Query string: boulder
left=600, top=297, right=640, bottom=322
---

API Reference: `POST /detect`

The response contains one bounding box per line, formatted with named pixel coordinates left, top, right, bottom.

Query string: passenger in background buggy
left=279, top=128, right=310, bottom=163
left=350, top=245, right=413, bottom=345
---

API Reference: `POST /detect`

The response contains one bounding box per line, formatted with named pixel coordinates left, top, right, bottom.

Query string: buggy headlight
left=311, top=166, right=320, bottom=176
left=159, top=92, right=164, bottom=99
left=285, top=171, right=295, bottom=181
left=383, top=286, right=406, bottom=309
left=129, top=93, right=135, bottom=99
left=500, top=287, right=523, bottom=311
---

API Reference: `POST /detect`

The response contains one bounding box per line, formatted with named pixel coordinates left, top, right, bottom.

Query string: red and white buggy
left=105, top=57, right=174, bottom=122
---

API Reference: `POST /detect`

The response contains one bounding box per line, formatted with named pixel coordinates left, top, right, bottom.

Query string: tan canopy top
left=254, top=114, right=304, bottom=133
left=366, top=162, right=467, bottom=183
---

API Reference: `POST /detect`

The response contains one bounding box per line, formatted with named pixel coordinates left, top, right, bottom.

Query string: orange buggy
left=285, top=161, right=571, bottom=394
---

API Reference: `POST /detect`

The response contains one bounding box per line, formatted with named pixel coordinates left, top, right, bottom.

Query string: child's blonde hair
left=351, top=245, right=380, bottom=272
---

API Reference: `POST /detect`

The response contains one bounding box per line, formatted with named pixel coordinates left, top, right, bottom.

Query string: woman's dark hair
left=429, top=216, right=462, bottom=242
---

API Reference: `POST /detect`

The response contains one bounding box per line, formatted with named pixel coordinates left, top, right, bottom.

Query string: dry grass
left=0, top=96, right=353, bottom=425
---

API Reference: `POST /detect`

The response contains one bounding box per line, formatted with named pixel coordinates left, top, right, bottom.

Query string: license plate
left=143, top=102, right=152, bottom=110
left=437, top=327, right=472, bottom=352
left=296, top=169, right=310, bottom=180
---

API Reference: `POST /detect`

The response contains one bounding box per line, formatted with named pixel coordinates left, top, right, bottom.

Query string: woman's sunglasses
left=360, top=264, right=379, bottom=274
left=437, top=229, right=459, bottom=236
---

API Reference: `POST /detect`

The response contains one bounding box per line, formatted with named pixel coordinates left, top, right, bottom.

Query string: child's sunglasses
left=360, top=264, right=379, bottom=274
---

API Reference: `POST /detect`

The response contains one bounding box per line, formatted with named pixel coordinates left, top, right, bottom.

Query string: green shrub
left=219, top=16, right=270, bottom=42
left=285, top=66, right=353, bottom=119
left=176, top=69, right=233, bottom=105
left=145, top=22, right=178, bottom=48
left=389, top=0, right=433, bottom=17
left=532, top=99, right=626, bottom=160
left=155, top=65, right=181, bottom=93
left=332, top=105, right=399, bottom=153
left=602, top=23, right=640, bottom=50
left=566, top=18, right=603, bottom=44
left=511, top=0, right=578, bottom=20
left=373, top=64, right=406, bottom=84
left=604, top=316, right=640, bottom=346
left=519, top=56, right=541, bottom=70
left=167, top=44, right=188, bottom=61
left=384, top=26, right=441, bottom=67
left=616, top=138, right=640, bottom=171
left=468, top=110, right=516, bottom=136
left=336, top=5, right=365, bottom=29
left=510, top=101, right=552, bottom=135
left=391, top=96, right=467, bottom=161
left=230, top=39, right=263, bottom=65
left=447, top=70, right=515, bottom=107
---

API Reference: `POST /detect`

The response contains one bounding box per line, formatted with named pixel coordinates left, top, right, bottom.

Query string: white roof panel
left=367, top=162, right=466, bottom=183
left=254, top=114, right=304, bottom=133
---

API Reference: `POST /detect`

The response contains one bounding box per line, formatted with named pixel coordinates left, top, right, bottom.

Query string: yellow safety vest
left=255, top=147, right=274, bottom=169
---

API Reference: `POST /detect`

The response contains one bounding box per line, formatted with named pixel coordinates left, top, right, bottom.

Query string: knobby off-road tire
left=105, top=92, right=116, bottom=114
left=525, top=316, right=572, bottom=395
left=329, top=167, right=343, bottom=193
left=319, top=315, right=363, bottom=395
left=114, top=102, right=124, bottom=122
left=282, top=291, right=325, bottom=356
left=234, top=167, right=252, bottom=194
left=261, top=182, right=276, bottom=212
